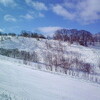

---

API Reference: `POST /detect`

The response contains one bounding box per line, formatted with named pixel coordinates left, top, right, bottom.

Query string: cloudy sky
left=0, top=0, right=100, bottom=35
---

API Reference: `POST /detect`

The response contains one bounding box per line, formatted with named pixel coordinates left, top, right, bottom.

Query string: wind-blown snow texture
left=0, top=57, right=100, bottom=100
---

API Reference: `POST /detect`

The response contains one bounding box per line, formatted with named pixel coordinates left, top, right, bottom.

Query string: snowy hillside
left=0, top=56, right=100, bottom=100
left=0, top=0, right=100, bottom=99
left=0, top=36, right=100, bottom=72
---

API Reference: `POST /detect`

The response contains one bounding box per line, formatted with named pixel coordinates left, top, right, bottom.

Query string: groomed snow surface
left=0, top=56, right=100, bottom=100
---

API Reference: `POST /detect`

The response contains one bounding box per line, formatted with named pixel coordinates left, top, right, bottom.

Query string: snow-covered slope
left=0, top=56, right=100, bottom=100
left=0, top=36, right=100, bottom=72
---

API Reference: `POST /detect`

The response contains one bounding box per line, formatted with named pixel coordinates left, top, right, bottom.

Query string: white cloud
left=4, top=14, right=16, bottom=22
left=37, top=26, right=62, bottom=36
left=52, top=4, right=75, bottom=20
left=20, top=13, right=34, bottom=20
left=78, top=0, right=100, bottom=24
left=52, top=0, right=100, bottom=24
left=0, top=0, right=16, bottom=7
left=0, top=28, right=4, bottom=32
left=20, top=11, right=44, bottom=20
left=25, top=0, right=48, bottom=11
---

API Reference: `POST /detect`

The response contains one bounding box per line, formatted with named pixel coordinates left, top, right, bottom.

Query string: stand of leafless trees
left=53, top=29, right=100, bottom=46
left=0, top=48, right=38, bottom=64
left=44, top=40, right=94, bottom=74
